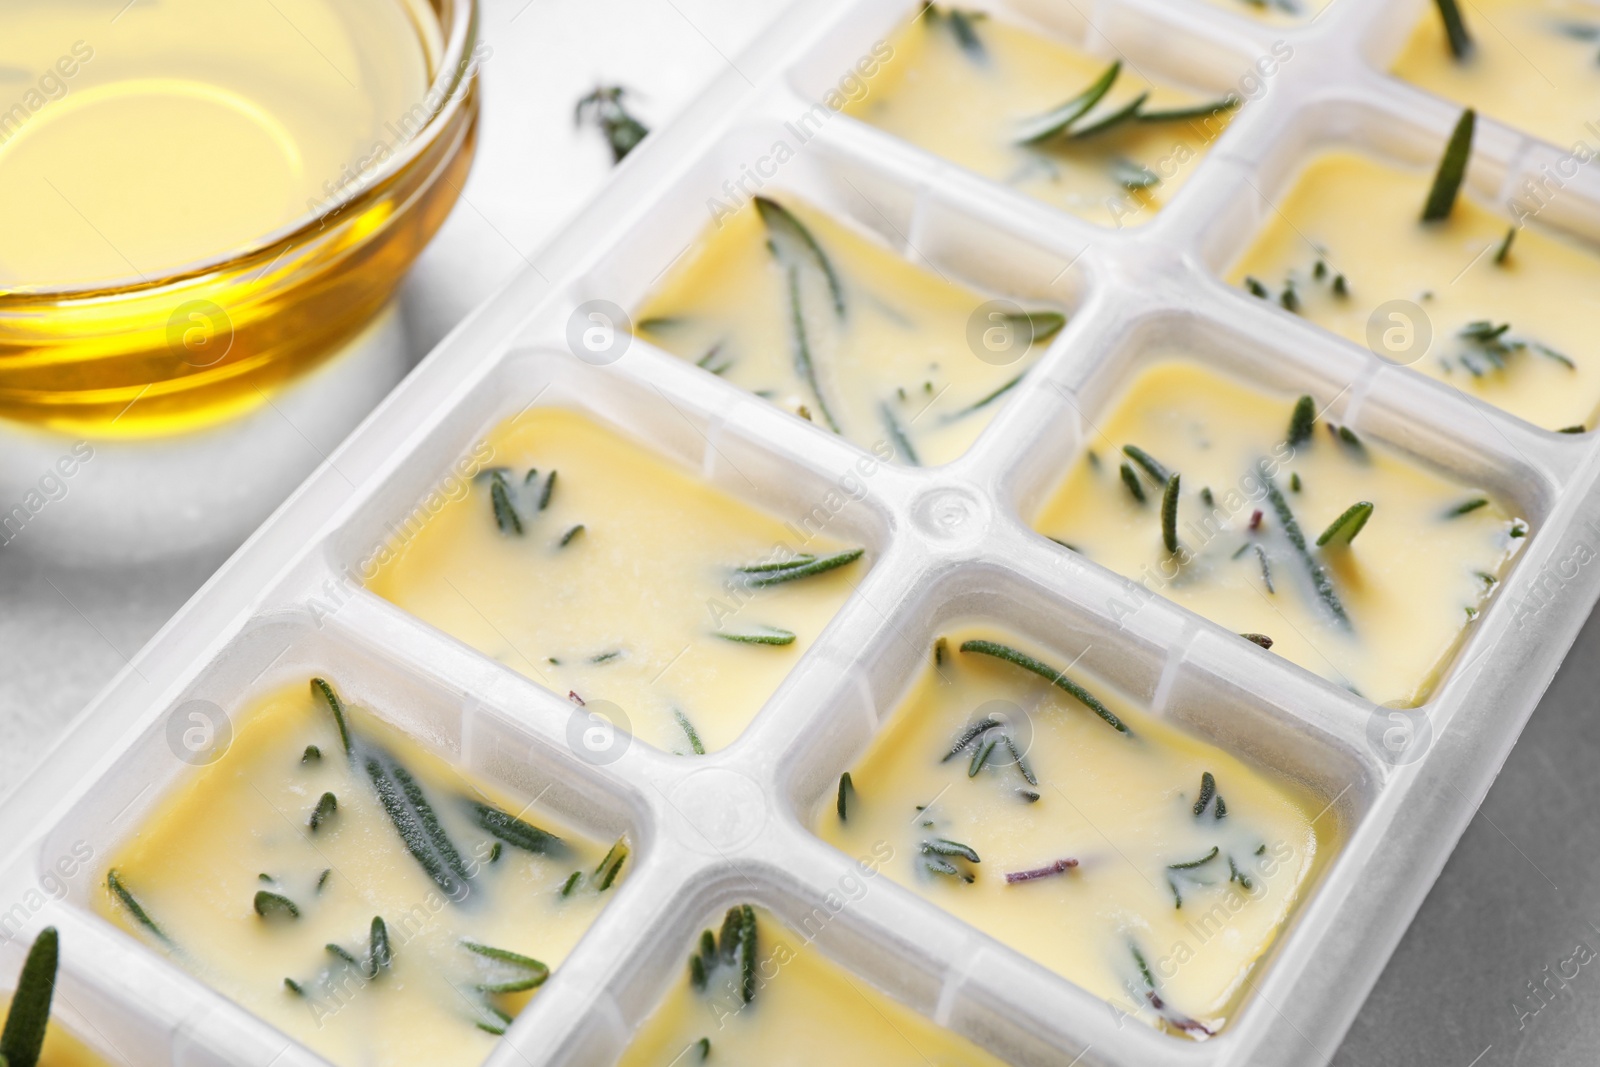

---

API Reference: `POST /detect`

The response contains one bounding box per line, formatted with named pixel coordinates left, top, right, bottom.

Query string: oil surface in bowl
left=1230, top=150, right=1600, bottom=432
left=1034, top=359, right=1524, bottom=705
left=636, top=195, right=1059, bottom=467
left=97, top=680, right=622, bottom=1067
left=818, top=626, right=1328, bottom=1038
left=367, top=408, right=867, bottom=753
left=1, top=0, right=431, bottom=288
left=844, top=8, right=1238, bottom=227
left=618, top=905, right=1005, bottom=1066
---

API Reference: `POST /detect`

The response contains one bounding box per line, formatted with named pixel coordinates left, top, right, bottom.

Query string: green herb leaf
left=1446, top=497, right=1489, bottom=518
left=880, top=401, right=920, bottom=466
left=309, top=791, right=338, bottom=833
left=558, top=523, right=586, bottom=547
left=1122, top=444, right=1171, bottom=483
left=462, top=940, right=550, bottom=993
left=959, top=639, right=1130, bottom=734
left=253, top=890, right=300, bottom=921
left=0, top=928, right=56, bottom=1067
left=107, top=869, right=170, bottom=946
left=783, top=264, right=842, bottom=432
left=1261, top=467, right=1349, bottom=624
left=1287, top=395, right=1315, bottom=447
left=1015, top=61, right=1122, bottom=144
left=1120, top=461, right=1146, bottom=504
left=674, top=710, right=706, bottom=755
left=756, top=196, right=845, bottom=317
left=1137, top=95, right=1240, bottom=123
left=715, top=624, right=797, bottom=646
left=1111, top=158, right=1159, bottom=189
left=489, top=472, right=523, bottom=535
left=468, top=800, right=565, bottom=856
left=1433, top=0, right=1473, bottom=59
left=1421, top=109, right=1475, bottom=222
left=369, top=917, right=392, bottom=978
left=366, top=754, right=472, bottom=901
left=1494, top=225, right=1516, bottom=265
left=574, top=86, right=650, bottom=164
left=310, top=678, right=352, bottom=758
left=1161, top=473, right=1181, bottom=553
left=1193, top=771, right=1216, bottom=817
left=1068, top=90, right=1149, bottom=140
left=1168, top=845, right=1220, bottom=870
left=1315, top=501, right=1374, bottom=547
left=595, top=837, right=628, bottom=890
left=939, top=372, right=1026, bottom=424
left=837, top=771, right=854, bottom=821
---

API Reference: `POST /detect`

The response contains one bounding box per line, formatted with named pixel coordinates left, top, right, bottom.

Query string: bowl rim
left=0, top=0, right=481, bottom=303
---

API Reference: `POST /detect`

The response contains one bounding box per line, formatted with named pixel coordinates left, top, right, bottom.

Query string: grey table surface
left=2, top=1, right=1596, bottom=1064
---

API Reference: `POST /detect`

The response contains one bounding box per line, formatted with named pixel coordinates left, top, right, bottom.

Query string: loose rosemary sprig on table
left=959, top=639, right=1130, bottom=734
left=574, top=86, right=650, bottom=164
left=0, top=927, right=56, bottom=1067
left=1421, top=109, right=1475, bottom=223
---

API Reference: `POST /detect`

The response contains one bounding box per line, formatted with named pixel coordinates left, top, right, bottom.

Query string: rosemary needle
left=108, top=869, right=171, bottom=945
left=301, top=744, right=321, bottom=764
left=784, top=264, right=842, bottom=433
left=755, top=196, right=845, bottom=317
left=469, top=800, right=565, bottom=855
left=1120, top=461, right=1146, bottom=504
left=367, top=754, right=473, bottom=900
left=837, top=771, right=854, bottom=821
left=1494, top=225, right=1516, bottom=265
left=881, top=402, right=920, bottom=465
left=939, top=372, right=1025, bottom=424
left=595, top=837, right=628, bottom=890
left=960, top=639, right=1130, bottom=734
left=253, top=890, right=300, bottom=921
left=461, top=940, right=550, bottom=992
left=1193, top=772, right=1216, bottom=816
left=1015, top=60, right=1121, bottom=144
left=741, top=548, right=863, bottom=587
left=1161, top=473, right=1181, bottom=553
left=1261, top=468, right=1348, bottom=624
left=1168, top=845, right=1220, bottom=870
left=311, top=677, right=352, bottom=757
left=1287, top=395, right=1315, bottom=447
left=0, top=927, right=56, bottom=1067
left=1068, top=90, right=1149, bottom=140
left=539, top=470, right=558, bottom=511
left=1122, top=444, right=1170, bottom=483
left=674, top=710, right=706, bottom=755
left=1315, top=501, right=1374, bottom=547
left=1422, top=109, right=1475, bottom=222
left=715, top=625, right=797, bottom=646
left=1446, top=497, right=1489, bottom=517
left=309, top=791, right=338, bottom=833
left=489, top=472, right=523, bottom=535
left=1433, top=0, right=1474, bottom=59
left=558, top=523, right=585, bottom=547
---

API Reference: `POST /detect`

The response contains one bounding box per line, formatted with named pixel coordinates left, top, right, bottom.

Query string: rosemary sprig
left=468, top=800, right=565, bottom=855
left=595, top=837, right=628, bottom=890
left=941, top=717, right=1002, bottom=761
left=1421, top=109, right=1475, bottom=222
left=1119, top=462, right=1146, bottom=504
left=1315, top=501, right=1374, bottom=547
left=1287, top=395, right=1315, bottom=447
left=574, top=86, right=650, bottom=164
left=756, top=196, right=845, bottom=317
left=462, top=940, right=550, bottom=993
left=254, top=890, right=300, bottom=921
left=1004, top=858, right=1078, bottom=884
left=309, top=791, right=338, bottom=833
left=1161, top=473, right=1181, bottom=553
left=881, top=402, right=920, bottom=465
left=1261, top=468, right=1348, bottom=624
left=311, top=677, right=352, bottom=757
left=674, top=710, right=706, bottom=755
left=715, top=624, right=797, bottom=646
left=783, top=264, right=842, bottom=432
left=1122, top=444, right=1171, bottom=483
left=1433, top=0, right=1473, bottom=59
left=107, top=869, right=170, bottom=946
left=1015, top=61, right=1121, bottom=144
left=740, top=549, right=863, bottom=587
left=366, top=754, right=473, bottom=900
left=959, top=639, right=1130, bottom=734
left=0, top=927, right=57, bottom=1067
left=490, top=472, right=523, bottom=535
left=837, top=771, right=854, bottom=821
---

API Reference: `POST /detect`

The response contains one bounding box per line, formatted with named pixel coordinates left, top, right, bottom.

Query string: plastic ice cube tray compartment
left=7, top=0, right=1600, bottom=1063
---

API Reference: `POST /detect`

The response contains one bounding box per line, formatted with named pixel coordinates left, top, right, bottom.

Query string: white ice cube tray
left=7, top=0, right=1600, bottom=1063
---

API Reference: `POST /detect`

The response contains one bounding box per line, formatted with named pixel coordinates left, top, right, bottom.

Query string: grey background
left=2, top=1, right=1594, bottom=1064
